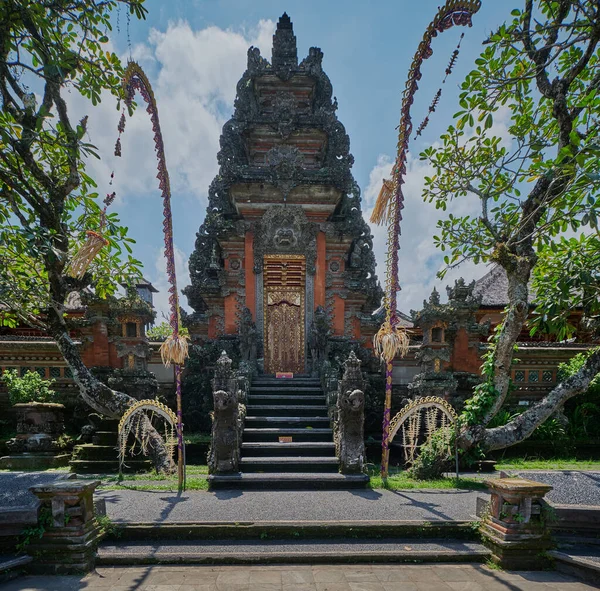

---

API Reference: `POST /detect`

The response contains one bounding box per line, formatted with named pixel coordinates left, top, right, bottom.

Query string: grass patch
left=494, top=458, right=600, bottom=470
left=367, top=467, right=487, bottom=491
left=184, top=433, right=211, bottom=445
left=98, top=464, right=209, bottom=492
left=102, top=478, right=209, bottom=492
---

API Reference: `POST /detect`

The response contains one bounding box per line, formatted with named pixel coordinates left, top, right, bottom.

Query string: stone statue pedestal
left=481, top=477, right=553, bottom=570
left=0, top=403, right=70, bottom=470
left=26, top=480, right=102, bottom=574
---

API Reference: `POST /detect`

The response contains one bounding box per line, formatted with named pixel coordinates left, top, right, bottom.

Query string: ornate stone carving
left=239, top=307, right=258, bottom=365
left=271, top=12, right=298, bottom=80
left=267, top=145, right=305, bottom=201
left=273, top=91, right=297, bottom=138
left=183, top=13, right=382, bottom=334
left=253, top=205, right=318, bottom=274
left=309, top=305, right=331, bottom=376
left=208, top=351, right=244, bottom=474
left=335, top=351, right=366, bottom=474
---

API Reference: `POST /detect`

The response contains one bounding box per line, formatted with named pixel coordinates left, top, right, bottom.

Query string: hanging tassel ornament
left=373, top=319, right=410, bottom=363
left=159, top=333, right=190, bottom=367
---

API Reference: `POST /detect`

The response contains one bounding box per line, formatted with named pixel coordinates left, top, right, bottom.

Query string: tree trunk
left=460, top=348, right=600, bottom=451
left=482, top=255, right=534, bottom=425
left=481, top=348, right=600, bottom=450
left=47, top=306, right=175, bottom=473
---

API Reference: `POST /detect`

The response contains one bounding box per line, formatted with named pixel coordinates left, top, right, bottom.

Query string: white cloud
left=362, top=106, right=514, bottom=314
left=69, top=19, right=276, bottom=205
left=63, top=20, right=276, bottom=321
left=362, top=152, right=483, bottom=314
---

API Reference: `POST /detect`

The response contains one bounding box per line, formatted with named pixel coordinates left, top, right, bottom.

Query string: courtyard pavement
left=98, top=488, right=481, bottom=523
left=1, top=564, right=596, bottom=590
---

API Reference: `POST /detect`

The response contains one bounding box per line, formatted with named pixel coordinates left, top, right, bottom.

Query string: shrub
left=1, top=369, right=59, bottom=405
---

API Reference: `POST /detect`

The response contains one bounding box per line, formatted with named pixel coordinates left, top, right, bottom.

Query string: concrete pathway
left=99, top=488, right=481, bottom=523
left=1, top=564, right=595, bottom=590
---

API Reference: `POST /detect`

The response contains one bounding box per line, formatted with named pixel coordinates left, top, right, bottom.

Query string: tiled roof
left=472, top=265, right=535, bottom=307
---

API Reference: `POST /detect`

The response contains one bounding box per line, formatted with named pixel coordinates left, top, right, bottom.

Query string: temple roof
left=473, top=265, right=535, bottom=307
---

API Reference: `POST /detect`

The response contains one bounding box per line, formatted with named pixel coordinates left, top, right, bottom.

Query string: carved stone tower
left=184, top=14, right=382, bottom=374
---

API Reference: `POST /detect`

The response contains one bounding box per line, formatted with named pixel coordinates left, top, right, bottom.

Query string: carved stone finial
left=341, top=350, right=364, bottom=390
left=215, top=350, right=233, bottom=378
left=429, top=287, right=441, bottom=305
left=272, top=13, right=298, bottom=78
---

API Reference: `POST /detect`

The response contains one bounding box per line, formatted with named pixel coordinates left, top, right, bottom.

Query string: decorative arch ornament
left=118, top=399, right=178, bottom=476
left=388, top=396, right=458, bottom=465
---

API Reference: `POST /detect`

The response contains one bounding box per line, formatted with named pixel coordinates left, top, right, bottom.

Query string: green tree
left=0, top=0, right=173, bottom=471
left=420, top=0, right=600, bottom=454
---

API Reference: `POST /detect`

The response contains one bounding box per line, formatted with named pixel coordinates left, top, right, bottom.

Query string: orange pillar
left=224, top=294, right=237, bottom=334
left=245, top=231, right=256, bottom=320
left=314, top=232, right=326, bottom=310
left=333, top=295, right=345, bottom=336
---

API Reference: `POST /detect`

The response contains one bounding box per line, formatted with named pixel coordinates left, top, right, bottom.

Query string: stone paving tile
left=315, top=583, right=352, bottom=591
left=1, top=565, right=599, bottom=590
left=347, top=582, right=386, bottom=591
left=282, top=570, right=316, bottom=585
left=313, top=569, right=349, bottom=583
left=381, top=583, right=419, bottom=591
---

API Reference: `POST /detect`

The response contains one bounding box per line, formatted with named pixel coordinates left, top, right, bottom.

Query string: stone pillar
left=336, top=351, right=366, bottom=474
left=480, top=477, right=553, bottom=570
left=27, top=480, right=101, bottom=574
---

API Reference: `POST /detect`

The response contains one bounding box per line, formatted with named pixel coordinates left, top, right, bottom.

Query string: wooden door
left=264, top=255, right=305, bottom=374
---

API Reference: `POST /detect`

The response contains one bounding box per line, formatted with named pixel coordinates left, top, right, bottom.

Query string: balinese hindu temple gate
left=183, top=13, right=382, bottom=371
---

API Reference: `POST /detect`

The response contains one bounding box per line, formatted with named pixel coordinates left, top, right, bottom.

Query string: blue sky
left=80, top=1, right=515, bottom=320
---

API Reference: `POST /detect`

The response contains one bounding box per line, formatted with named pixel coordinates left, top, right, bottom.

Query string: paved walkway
left=99, top=488, right=481, bottom=523
left=1, top=564, right=595, bottom=590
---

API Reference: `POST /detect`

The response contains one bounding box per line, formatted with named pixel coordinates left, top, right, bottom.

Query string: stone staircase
left=208, top=376, right=369, bottom=489
left=70, top=417, right=152, bottom=474
left=96, top=521, right=489, bottom=566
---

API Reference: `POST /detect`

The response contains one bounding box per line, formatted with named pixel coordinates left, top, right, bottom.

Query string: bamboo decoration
left=121, top=61, right=188, bottom=491
left=371, top=0, right=482, bottom=479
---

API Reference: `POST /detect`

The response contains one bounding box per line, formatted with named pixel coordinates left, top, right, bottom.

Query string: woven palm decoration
left=66, top=231, right=110, bottom=279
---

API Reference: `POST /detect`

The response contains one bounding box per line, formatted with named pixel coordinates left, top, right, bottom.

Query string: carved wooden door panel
left=264, top=255, right=305, bottom=374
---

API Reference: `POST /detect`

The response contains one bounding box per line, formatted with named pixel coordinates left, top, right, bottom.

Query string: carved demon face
left=341, top=389, right=365, bottom=411
left=213, top=389, right=235, bottom=411
left=273, top=226, right=297, bottom=248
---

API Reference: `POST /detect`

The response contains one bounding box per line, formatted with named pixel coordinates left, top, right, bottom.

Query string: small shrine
left=184, top=14, right=382, bottom=373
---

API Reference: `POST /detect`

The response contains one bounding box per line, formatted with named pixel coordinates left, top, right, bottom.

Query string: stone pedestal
left=26, top=480, right=101, bottom=574
left=0, top=403, right=70, bottom=470
left=480, top=477, right=553, bottom=570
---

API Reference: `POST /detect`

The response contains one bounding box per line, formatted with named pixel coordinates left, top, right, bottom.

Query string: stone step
left=246, top=405, right=329, bottom=417
left=245, top=416, right=331, bottom=429
left=69, top=459, right=152, bottom=474
left=71, top=443, right=118, bottom=461
left=240, top=456, right=339, bottom=473
left=105, top=520, right=479, bottom=542
left=93, top=418, right=119, bottom=431
left=208, top=472, right=370, bottom=490
left=243, top=428, right=333, bottom=443
left=549, top=547, right=600, bottom=586
left=241, top=442, right=335, bottom=457
left=0, top=555, right=32, bottom=585
left=97, top=538, right=490, bottom=565
left=92, top=431, right=118, bottom=446
left=247, top=394, right=326, bottom=405
left=250, top=386, right=322, bottom=394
